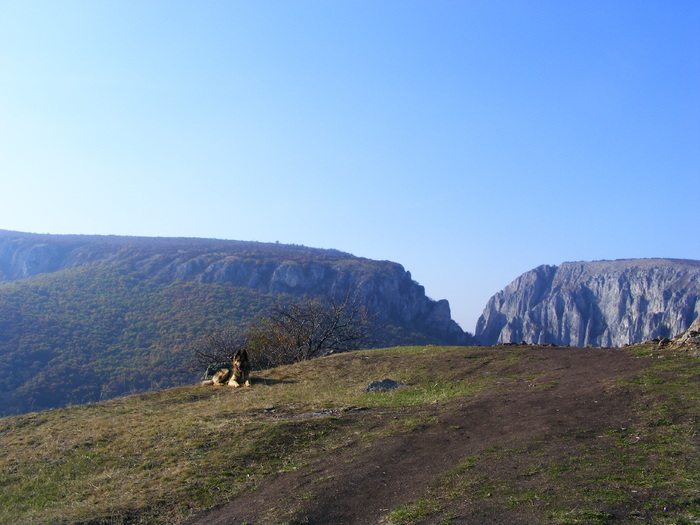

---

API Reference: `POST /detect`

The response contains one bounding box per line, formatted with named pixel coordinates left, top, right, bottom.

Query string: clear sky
left=1, top=1, right=698, bottom=332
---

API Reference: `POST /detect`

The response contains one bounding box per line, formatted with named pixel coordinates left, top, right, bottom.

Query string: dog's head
left=233, top=349, right=250, bottom=369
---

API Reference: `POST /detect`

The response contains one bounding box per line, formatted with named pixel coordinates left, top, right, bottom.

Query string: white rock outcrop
left=476, top=259, right=700, bottom=347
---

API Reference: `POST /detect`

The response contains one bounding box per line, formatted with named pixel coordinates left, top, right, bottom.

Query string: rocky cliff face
left=475, top=259, right=700, bottom=347
left=0, top=230, right=471, bottom=345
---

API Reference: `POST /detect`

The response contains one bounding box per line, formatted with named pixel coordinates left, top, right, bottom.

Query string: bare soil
left=184, top=345, right=691, bottom=525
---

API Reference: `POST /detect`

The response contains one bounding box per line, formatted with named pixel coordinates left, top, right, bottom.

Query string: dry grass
left=0, top=346, right=482, bottom=524
left=0, top=344, right=698, bottom=525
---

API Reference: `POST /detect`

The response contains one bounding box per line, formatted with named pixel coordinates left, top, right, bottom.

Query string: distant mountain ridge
left=0, top=230, right=468, bottom=342
left=475, top=258, right=700, bottom=347
left=0, top=230, right=472, bottom=416
left=0, top=230, right=351, bottom=281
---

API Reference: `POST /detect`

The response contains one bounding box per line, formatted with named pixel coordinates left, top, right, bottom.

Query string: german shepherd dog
left=201, top=349, right=251, bottom=387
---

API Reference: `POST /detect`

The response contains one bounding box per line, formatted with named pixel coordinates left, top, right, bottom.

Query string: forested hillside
left=0, top=230, right=472, bottom=416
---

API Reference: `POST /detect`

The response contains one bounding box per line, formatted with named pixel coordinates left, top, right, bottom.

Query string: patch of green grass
left=385, top=497, right=442, bottom=525
left=298, top=491, right=316, bottom=501
left=395, top=415, right=439, bottom=431
left=552, top=509, right=615, bottom=525
left=355, top=377, right=492, bottom=408
left=506, top=489, right=540, bottom=507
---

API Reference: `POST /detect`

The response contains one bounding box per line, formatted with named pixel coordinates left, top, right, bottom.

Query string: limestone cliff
left=475, top=259, right=700, bottom=347
left=0, top=230, right=471, bottom=345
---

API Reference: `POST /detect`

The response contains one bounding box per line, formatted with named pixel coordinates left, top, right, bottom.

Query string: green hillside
left=0, top=264, right=278, bottom=416
left=0, top=231, right=473, bottom=416
left=0, top=264, right=448, bottom=417
left=1, top=343, right=698, bottom=524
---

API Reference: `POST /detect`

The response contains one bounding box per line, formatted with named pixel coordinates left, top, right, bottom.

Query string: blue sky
left=1, top=1, right=698, bottom=332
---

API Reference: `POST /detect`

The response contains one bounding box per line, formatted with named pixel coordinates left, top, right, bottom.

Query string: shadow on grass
left=255, top=378, right=297, bottom=386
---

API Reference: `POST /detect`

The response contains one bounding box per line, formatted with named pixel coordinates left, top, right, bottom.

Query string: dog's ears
left=232, top=349, right=249, bottom=361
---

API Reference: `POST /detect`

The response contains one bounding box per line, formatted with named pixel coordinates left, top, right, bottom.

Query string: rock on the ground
left=366, top=379, right=403, bottom=392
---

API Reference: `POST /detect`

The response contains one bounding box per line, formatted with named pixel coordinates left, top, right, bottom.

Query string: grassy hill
left=0, top=264, right=279, bottom=415
left=1, top=342, right=698, bottom=524
left=0, top=230, right=472, bottom=416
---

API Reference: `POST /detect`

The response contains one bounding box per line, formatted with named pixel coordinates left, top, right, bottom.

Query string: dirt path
left=184, top=346, right=650, bottom=524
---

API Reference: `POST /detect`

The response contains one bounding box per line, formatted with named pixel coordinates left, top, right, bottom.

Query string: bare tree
left=191, top=293, right=375, bottom=374
left=247, top=293, right=375, bottom=367
left=189, top=329, right=247, bottom=375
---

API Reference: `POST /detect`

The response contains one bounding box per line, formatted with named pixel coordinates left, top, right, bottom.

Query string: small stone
left=366, top=379, right=403, bottom=392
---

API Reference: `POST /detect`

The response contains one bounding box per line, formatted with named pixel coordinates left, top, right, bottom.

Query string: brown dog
left=228, top=349, right=251, bottom=387
left=201, top=350, right=251, bottom=387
